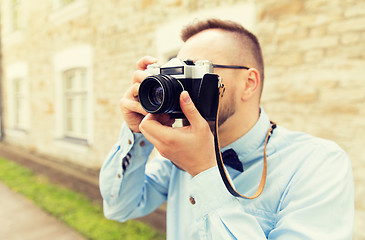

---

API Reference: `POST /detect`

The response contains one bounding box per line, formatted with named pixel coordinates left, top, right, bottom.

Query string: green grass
left=0, top=157, right=165, bottom=240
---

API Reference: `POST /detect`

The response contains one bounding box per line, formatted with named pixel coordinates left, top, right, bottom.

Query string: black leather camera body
left=138, top=58, right=221, bottom=121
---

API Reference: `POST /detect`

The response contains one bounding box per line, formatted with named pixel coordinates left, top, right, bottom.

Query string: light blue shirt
left=99, top=109, right=354, bottom=239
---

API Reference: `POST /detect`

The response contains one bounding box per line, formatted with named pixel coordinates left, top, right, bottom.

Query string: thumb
left=180, top=91, right=204, bottom=126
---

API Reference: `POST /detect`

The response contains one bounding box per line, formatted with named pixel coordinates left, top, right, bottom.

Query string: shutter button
left=189, top=196, right=196, bottom=205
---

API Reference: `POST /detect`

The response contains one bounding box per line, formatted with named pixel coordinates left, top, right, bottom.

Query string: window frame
left=12, top=77, right=26, bottom=130
left=53, top=45, right=93, bottom=145
left=5, top=62, right=30, bottom=133
left=10, top=0, right=22, bottom=31
left=0, top=0, right=27, bottom=44
left=62, top=67, right=88, bottom=140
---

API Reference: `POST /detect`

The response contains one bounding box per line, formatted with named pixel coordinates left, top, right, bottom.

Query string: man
left=99, top=19, right=354, bottom=239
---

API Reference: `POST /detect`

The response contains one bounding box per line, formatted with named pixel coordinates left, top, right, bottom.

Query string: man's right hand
left=120, top=56, right=174, bottom=133
left=119, top=56, right=156, bottom=132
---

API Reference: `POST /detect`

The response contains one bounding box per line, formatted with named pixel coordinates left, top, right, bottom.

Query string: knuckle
left=132, top=70, right=141, bottom=82
left=119, top=98, right=126, bottom=109
left=124, top=83, right=140, bottom=99
left=136, top=57, right=144, bottom=66
left=132, top=70, right=148, bottom=83
left=134, top=82, right=141, bottom=90
left=136, top=57, right=147, bottom=69
left=186, top=105, right=199, bottom=117
left=131, top=83, right=140, bottom=96
left=138, top=120, right=144, bottom=129
left=139, top=118, right=147, bottom=131
left=187, top=105, right=197, bottom=114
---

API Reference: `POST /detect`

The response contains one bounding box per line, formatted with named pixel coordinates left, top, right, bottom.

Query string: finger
left=124, top=82, right=140, bottom=100
left=132, top=70, right=150, bottom=84
left=139, top=114, right=173, bottom=144
left=120, top=98, right=148, bottom=116
left=136, top=56, right=158, bottom=71
left=179, top=91, right=205, bottom=127
left=139, top=114, right=164, bottom=147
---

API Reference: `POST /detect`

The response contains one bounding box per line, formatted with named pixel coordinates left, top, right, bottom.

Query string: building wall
left=256, top=1, right=365, bottom=237
left=1, top=0, right=364, bottom=238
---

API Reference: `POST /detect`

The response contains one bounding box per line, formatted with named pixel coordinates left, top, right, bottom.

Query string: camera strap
left=214, top=84, right=276, bottom=199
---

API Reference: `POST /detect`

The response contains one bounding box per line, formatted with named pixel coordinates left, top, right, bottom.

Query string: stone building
left=0, top=0, right=364, bottom=238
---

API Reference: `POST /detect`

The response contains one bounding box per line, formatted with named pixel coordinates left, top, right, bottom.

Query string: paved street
left=0, top=182, right=86, bottom=240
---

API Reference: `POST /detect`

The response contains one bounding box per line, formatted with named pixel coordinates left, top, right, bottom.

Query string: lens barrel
left=138, top=74, right=183, bottom=114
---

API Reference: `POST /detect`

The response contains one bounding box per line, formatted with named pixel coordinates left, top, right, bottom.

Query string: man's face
left=177, top=29, right=246, bottom=126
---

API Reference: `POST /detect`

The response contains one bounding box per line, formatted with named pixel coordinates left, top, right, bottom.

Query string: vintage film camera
left=138, top=58, right=222, bottom=121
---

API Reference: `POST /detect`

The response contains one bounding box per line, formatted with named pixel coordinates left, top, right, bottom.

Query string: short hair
left=181, top=18, right=265, bottom=88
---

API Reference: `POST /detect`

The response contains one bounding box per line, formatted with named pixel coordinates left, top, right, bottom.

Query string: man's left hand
left=139, top=91, right=217, bottom=176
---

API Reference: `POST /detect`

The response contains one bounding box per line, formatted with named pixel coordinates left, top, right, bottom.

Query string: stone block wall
left=257, top=1, right=365, bottom=238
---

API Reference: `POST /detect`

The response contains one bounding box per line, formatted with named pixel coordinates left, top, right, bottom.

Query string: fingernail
left=182, top=91, right=191, bottom=104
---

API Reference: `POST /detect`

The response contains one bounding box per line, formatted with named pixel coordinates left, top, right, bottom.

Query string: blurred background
left=0, top=0, right=364, bottom=239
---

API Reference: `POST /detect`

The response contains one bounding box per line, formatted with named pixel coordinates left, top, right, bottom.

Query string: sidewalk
left=0, top=182, right=86, bottom=240
left=0, top=144, right=166, bottom=233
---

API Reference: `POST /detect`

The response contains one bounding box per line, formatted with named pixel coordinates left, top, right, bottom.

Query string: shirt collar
left=221, top=107, right=271, bottom=164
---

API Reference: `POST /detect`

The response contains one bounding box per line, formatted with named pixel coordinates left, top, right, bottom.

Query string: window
left=5, top=62, right=30, bottom=133
left=53, top=45, right=93, bottom=145
left=11, top=0, right=22, bottom=31
left=12, top=77, right=26, bottom=130
left=1, top=0, right=25, bottom=37
left=63, top=68, right=88, bottom=139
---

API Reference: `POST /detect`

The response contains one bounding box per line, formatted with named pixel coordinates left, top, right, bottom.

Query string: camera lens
left=139, top=74, right=183, bottom=114
left=149, top=85, right=164, bottom=106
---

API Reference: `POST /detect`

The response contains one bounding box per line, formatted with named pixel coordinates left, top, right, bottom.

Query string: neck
left=217, top=105, right=260, bottom=148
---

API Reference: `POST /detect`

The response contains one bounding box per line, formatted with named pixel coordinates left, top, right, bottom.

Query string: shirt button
left=189, top=196, right=196, bottom=205
left=128, top=139, right=132, bottom=144
left=117, top=173, right=121, bottom=178
left=139, top=141, right=145, bottom=147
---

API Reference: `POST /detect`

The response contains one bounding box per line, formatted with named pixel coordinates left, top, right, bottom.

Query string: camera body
left=138, top=58, right=221, bottom=120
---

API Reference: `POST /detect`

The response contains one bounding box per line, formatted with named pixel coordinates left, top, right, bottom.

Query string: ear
left=241, top=68, right=260, bottom=101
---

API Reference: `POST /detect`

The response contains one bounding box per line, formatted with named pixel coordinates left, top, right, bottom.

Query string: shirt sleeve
left=268, top=144, right=354, bottom=239
left=99, top=123, right=170, bottom=222
left=187, top=166, right=268, bottom=240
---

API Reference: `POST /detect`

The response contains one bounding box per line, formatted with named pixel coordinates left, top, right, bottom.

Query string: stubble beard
left=217, top=94, right=236, bottom=127
left=208, top=93, right=237, bottom=132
